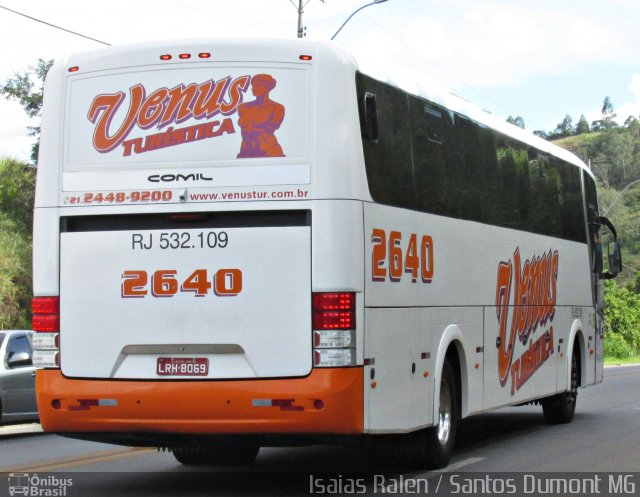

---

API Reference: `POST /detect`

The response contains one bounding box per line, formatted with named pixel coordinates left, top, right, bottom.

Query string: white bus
left=32, top=38, right=621, bottom=468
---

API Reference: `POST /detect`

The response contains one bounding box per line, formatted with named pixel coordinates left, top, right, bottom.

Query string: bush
left=604, top=280, right=640, bottom=357
left=0, top=214, right=32, bottom=328
left=0, top=157, right=34, bottom=329
left=604, top=331, right=633, bottom=359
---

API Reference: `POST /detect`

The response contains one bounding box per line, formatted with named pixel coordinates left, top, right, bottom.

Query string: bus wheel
left=414, top=359, right=458, bottom=469
left=542, top=351, right=578, bottom=424
left=172, top=444, right=259, bottom=466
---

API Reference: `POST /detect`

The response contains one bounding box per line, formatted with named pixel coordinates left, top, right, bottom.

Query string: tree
left=601, top=96, right=618, bottom=130
left=0, top=58, right=53, bottom=163
left=533, top=130, right=548, bottom=139
left=506, top=115, right=525, bottom=129
left=0, top=158, right=36, bottom=233
left=575, top=114, right=590, bottom=134
left=554, top=114, right=574, bottom=138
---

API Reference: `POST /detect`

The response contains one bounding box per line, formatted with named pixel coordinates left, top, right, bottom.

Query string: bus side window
left=363, top=92, right=379, bottom=140
left=425, top=106, right=444, bottom=144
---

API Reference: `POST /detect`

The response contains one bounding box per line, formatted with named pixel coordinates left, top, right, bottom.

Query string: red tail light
left=312, top=292, right=355, bottom=330
left=32, top=296, right=60, bottom=332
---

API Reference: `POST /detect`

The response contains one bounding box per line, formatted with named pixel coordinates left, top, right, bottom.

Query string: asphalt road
left=1, top=365, right=639, bottom=496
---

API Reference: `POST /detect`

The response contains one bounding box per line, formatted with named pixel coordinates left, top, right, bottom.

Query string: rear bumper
left=36, top=368, right=364, bottom=436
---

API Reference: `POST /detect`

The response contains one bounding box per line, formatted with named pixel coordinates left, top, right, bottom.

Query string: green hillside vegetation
left=553, top=127, right=640, bottom=285
left=546, top=101, right=640, bottom=359
left=0, top=158, right=35, bottom=329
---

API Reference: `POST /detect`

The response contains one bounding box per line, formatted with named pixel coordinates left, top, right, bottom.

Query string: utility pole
left=295, top=0, right=312, bottom=38
left=297, top=0, right=304, bottom=38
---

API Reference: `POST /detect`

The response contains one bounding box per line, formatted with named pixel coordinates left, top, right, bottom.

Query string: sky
left=1, top=0, right=639, bottom=161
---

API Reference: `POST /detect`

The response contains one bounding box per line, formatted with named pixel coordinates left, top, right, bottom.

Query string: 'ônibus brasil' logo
left=495, top=248, right=559, bottom=396
left=87, top=74, right=286, bottom=159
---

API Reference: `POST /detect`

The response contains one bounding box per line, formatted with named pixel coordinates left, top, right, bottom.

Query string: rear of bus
left=32, top=39, right=369, bottom=453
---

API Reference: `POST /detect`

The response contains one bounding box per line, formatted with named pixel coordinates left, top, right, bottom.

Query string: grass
left=604, top=355, right=640, bottom=366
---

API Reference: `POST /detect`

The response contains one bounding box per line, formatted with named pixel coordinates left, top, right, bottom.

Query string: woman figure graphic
left=237, top=74, right=285, bottom=158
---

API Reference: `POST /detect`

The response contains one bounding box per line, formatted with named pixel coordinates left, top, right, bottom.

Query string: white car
left=0, top=330, right=38, bottom=423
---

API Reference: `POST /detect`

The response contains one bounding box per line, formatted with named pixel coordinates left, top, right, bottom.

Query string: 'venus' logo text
left=87, top=76, right=250, bottom=156
left=495, top=248, right=559, bottom=396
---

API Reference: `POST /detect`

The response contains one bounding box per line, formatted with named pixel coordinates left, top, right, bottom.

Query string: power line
left=0, top=4, right=111, bottom=46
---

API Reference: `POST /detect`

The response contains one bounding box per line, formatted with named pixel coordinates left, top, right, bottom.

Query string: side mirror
left=8, top=351, right=32, bottom=368
left=608, top=241, right=623, bottom=275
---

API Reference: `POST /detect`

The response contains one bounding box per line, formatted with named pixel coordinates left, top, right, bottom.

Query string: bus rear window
left=62, top=65, right=309, bottom=191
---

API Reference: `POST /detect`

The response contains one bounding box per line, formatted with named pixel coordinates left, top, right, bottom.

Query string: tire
left=413, top=359, right=459, bottom=469
left=172, top=444, right=259, bottom=466
left=542, top=351, right=578, bottom=424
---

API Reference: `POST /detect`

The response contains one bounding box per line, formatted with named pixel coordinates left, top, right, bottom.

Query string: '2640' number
left=122, top=269, right=242, bottom=298
left=372, top=229, right=434, bottom=283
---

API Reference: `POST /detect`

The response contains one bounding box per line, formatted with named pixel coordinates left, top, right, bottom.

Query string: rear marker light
left=179, top=53, right=191, bottom=59
left=68, top=66, right=79, bottom=73
left=198, top=52, right=211, bottom=59
left=252, top=399, right=303, bottom=411
left=299, top=55, right=312, bottom=61
left=160, top=54, right=172, bottom=60
left=170, top=213, right=206, bottom=222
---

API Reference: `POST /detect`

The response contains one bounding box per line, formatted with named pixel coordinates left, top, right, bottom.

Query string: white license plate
left=156, top=357, right=209, bottom=376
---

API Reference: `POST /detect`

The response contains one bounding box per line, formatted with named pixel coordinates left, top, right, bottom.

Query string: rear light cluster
left=32, top=297, right=60, bottom=369
left=312, top=292, right=356, bottom=367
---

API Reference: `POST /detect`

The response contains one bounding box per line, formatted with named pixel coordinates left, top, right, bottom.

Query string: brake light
left=32, top=314, right=60, bottom=332
left=312, top=293, right=355, bottom=330
left=32, top=297, right=60, bottom=331
left=32, top=296, right=61, bottom=369
left=312, top=292, right=356, bottom=367
left=32, top=296, right=59, bottom=315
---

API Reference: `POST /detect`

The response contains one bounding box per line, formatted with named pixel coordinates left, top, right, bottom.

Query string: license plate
left=156, top=357, right=209, bottom=376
